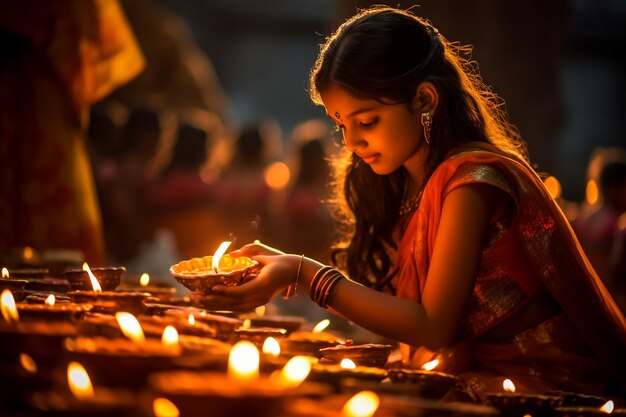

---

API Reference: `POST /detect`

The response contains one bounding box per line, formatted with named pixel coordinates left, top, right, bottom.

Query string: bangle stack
left=309, top=266, right=345, bottom=308
left=283, top=254, right=304, bottom=299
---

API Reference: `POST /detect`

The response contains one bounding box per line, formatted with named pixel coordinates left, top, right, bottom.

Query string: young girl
left=198, top=6, right=626, bottom=400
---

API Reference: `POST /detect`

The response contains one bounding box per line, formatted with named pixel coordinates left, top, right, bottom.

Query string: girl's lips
left=359, top=153, right=380, bottom=164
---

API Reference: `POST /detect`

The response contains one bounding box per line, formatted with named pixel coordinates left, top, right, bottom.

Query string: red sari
left=393, top=145, right=626, bottom=401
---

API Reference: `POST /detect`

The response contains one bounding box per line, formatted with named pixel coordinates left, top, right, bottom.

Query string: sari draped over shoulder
left=393, top=145, right=626, bottom=401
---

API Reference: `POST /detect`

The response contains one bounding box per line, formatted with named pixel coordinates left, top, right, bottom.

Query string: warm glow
left=242, top=319, right=251, bottom=329
left=23, top=246, right=34, bottom=260
left=45, top=294, right=56, bottom=306
left=115, top=312, right=145, bottom=343
left=67, top=362, right=94, bottom=399
left=278, top=356, right=311, bottom=388
left=153, top=397, right=180, bottom=417
left=544, top=176, right=562, bottom=199
left=503, top=379, right=516, bottom=393
left=255, top=305, right=266, bottom=316
left=188, top=314, right=195, bottom=326
left=586, top=179, right=599, bottom=205
left=228, top=341, right=260, bottom=382
left=600, top=401, right=614, bottom=414
left=340, top=358, right=356, bottom=369
left=312, top=319, right=330, bottom=333
left=161, top=325, right=179, bottom=348
left=82, top=263, right=102, bottom=292
left=1, top=267, right=8, bottom=278
left=140, top=273, right=150, bottom=286
left=1, top=289, right=19, bottom=323
left=262, top=337, right=281, bottom=356
left=342, top=391, right=380, bottom=417
left=212, top=241, right=232, bottom=273
left=19, top=353, right=37, bottom=374
left=264, top=161, right=290, bottom=190
left=422, top=358, right=439, bottom=371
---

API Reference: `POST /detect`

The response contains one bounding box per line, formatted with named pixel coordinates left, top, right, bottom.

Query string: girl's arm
left=207, top=183, right=504, bottom=351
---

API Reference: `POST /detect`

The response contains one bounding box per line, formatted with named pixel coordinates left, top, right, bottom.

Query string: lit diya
left=0, top=267, right=28, bottom=301
left=149, top=341, right=312, bottom=417
left=17, top=294, right=92, bottom=322
left=29, top=361, right=137, bottom=416
left=163, top=308, right=243, bottom=342
left=169, top=241, right=258, bottom=294
left=387, top=359, right=458, bottom=400
left=66, top=312, right=183, bottom=389
left=554, top=400, right=620, bottom=417
left=117, top=273, right=176, bottom=302
left=308, top=359, right=388, bottom=393
left=319, top=343, right=394, bottom=368
left=239, top=310, right=305, bottom=335
left=68, top=263, right=149, bottom=315
left=64, top=264, right=125, bottom=291
left=486, top=379, right=563, bottom=417
left=281, top=319, right=345, bottom=358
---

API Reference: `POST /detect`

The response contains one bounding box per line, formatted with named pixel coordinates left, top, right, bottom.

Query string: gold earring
left=421, top=112, right=432, bottom=145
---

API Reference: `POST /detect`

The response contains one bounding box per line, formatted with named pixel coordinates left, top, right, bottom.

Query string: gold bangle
left=284, top=254, right=304, bottom=299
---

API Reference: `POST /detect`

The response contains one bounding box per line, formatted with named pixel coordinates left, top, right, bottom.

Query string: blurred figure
left=572, top=148, right=626, bottom=309
left=283, top=119, right=336, bottom=262
left=0, top=1, right=144, bottom=265
left=149, top=109, right=228, bottom=260
left=211, top=120, right=282, bottom=245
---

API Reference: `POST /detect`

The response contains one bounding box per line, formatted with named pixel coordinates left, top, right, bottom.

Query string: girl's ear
left=411, top=82, right=439, bottom=115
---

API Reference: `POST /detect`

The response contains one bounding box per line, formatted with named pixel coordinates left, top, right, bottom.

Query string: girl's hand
left=191, top=254, right=300, bottom=311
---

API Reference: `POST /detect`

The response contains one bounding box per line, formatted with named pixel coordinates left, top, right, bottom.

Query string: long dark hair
left=309, top=6, right=528, bottom=291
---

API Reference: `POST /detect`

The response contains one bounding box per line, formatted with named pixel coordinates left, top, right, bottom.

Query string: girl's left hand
left=191, top=254, right=301, bottom=311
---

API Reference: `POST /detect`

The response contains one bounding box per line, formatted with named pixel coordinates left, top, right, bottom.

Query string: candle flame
left=45, top=294, right=56, bottom=306
left=82, top=263, right=102, bottom=292
left=262, top=337, right=281, bottom=356
left=242, top=319, right=251, bottom=329
left=342, top=391, right=380, bottom=417
left=312, top=319, right=330, bottom=333
left=212, top=241, right=232, bottom=273
left=340, top=358, right=356, bottom=369
left=600, top=401, right=614, bottom=414
left=19, top=353, right=37, bottom=374
left=278, top=356, right=311, bottom=388
left=1, top=267, right=8, bottom=278
left=503, top=379, right=516, bottom=393
left=1, top=289, right=19, bottom=323
left=153, top=397, right=180, bottom=417
left=140, top=273, right=150, bottom=286
left=67, top=362, right=95, bottom=399
left=228, top=341, right=259, bottom=382
left=188, top=314, right=195, bottom=326
left=422, top=358, right=439, bottom=371
left=161, top=325, right=179, bottom=348
left=115, top=312, right=145, bottom=343
left=255, top=305, right=266, bottom=316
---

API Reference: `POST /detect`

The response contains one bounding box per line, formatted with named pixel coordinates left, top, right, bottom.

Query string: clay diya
left=239, top=312, right=305, bottom=334
left=281, top=330, right=345, bottom=358
left=64, top=266, right=125, bottom=291
left=148, top=341, right=311, bottom=417
left=169, top=242, right=258, bottom=294
left=163, top=308, right=243, bottom=342
left=0, top=268, right=28, bottom=301
left=319, top=343, right=394, bottom=368
left=486, top=379, right=563, bottom=417
left=387, top=368, right=458, bottom=400
left=553, top=401, right=621, bottom=417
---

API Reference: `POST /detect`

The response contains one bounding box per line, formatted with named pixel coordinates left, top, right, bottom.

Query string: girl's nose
left=343, top=129, right=366, bottom=152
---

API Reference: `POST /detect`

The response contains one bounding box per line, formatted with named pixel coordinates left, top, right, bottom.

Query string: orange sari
left=394, top=145, right=626, bottom=401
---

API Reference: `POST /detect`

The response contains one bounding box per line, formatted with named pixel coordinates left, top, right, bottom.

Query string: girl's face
left=320, top=84, right=426, bottom=175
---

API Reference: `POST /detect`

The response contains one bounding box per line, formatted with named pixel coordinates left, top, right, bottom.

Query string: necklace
left=398, top=187, right=424, bottom=216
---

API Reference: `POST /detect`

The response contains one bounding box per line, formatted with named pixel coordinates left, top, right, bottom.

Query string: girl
left=198, top=6, right=626, bottom=401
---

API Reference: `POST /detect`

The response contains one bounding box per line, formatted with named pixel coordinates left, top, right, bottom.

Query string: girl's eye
left=358, top=118, right=377, bottom=128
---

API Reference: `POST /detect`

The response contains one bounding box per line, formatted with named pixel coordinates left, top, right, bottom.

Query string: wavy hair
left=309, top=6, right=528, bottom=291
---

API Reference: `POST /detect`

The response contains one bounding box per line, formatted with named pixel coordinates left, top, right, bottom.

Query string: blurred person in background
left=0, top=1, right=144, bottom=265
